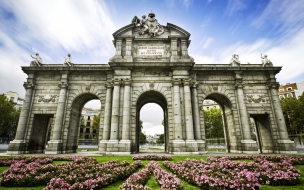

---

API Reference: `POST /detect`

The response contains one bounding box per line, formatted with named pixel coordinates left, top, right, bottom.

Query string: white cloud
left=251, top=0, right=304, bottom=37
left=1, top=0, right=116, bottom=63
left=224, top=0, right=246, bottom=16
left=193, top=29, right=304, bottom=84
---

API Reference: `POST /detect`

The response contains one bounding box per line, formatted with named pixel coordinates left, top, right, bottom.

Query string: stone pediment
left=110, top=13, right=193, bottom=63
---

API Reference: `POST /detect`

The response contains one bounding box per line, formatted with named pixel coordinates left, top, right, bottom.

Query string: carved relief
left=246, top=94, right=267, bottom=103
left=37, top=94, right=57, bottom=103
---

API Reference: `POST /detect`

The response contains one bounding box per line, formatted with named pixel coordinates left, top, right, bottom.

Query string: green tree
left=156, top=134, right=164, bottom=144
left=92, top=113, right=100, bottom=140
left=0, top=94, right=21, bottom=139
left=203, top=108, right=224, bottom=138
left=139, top=120, right=147, bottom=144
left=281, top=93, right=304, bottom=143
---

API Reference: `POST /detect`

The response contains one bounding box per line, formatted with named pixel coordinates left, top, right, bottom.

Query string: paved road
left=0, top=144, right=303, bottom=156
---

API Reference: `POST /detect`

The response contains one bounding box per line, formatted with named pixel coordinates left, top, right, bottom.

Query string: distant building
left=278, top=81, right=304, bottom=99
left=79, top=107, right=100, bottom=139
left=203, top=100, right=220, bottom=110
left=145, top=134, right=162, bottom=144
left=3, top=91, right=24, bottom=109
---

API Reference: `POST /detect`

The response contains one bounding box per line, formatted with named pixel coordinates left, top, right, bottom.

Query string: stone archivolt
left=7, top=13, right=296, bottom=155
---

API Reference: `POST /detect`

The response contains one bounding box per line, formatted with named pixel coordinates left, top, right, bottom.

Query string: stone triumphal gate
left=8, top=13, right=296, bottom=154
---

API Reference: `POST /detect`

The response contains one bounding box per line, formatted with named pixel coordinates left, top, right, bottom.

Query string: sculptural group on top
left=132, top=12, right=164, bottom=37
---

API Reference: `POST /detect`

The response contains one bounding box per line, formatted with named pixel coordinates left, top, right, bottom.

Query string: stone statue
left=30, top=53, right=42, bottom=67
left=261, top=53, right=273, bottom=67
left=64, top=53, right=72, bottom=66
left=230, top=54, right=241, bottom=66
left=131, top=12, right=164, bottom=37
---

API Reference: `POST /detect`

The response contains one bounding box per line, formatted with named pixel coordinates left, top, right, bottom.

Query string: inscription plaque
left=138, top=46, right=164, bottom=56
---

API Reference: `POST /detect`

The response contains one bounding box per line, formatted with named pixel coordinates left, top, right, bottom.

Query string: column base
left=277, top=139, right=297, bottom=153
left=7, top=140, right=26, bottom=154
left=196, top=140, right=207, bottom=152
left=45, top=140, right=63, bottom=154
left=99, top=140, right=108, bottom=153
left=185, top=139, right=198, bottom=152
left=241, top=139, right=258, bottom=152
left=170, top=140, right=186, bottom=153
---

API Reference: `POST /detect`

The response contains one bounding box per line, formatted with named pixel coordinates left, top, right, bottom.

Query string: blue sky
left=1, top=0, right=304, bottom=135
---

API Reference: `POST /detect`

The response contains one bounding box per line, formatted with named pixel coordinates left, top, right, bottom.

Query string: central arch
left=135, top=91, right=168, bottom=153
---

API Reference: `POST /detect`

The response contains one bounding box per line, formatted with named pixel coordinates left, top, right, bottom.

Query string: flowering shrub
left=133, top=154, right=172, bottom=161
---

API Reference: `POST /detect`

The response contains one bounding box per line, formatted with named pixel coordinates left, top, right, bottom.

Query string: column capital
left=23, top=82, right=35, bottom=89
left=235, top=79, right=244, bottom=89
left=122, top=78, right=132, bottom=86
left=191, top=82, right=198, bottom=88
left=58, top=82, right=69, bottom=89
left=182, top=78, right=191, bottom=86
left=113, top=78, right=121, bottom=86
left=267, top=81, right=280, bottom=89
left=172, top=78, right=181, bottom=86
left=105, top=82, right=113, bottom=89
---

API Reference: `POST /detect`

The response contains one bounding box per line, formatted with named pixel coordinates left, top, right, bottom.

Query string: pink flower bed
left=120, top=161, right=184, bottom=190
left=1, top=156, right=142, bottom=189
left=164, top=155, right=302, bottom=189
left=147, top=161, right=184, bottom=190
left=0, top=155, right=303, bottom=189
left=133, top=154, right=172, bottom=161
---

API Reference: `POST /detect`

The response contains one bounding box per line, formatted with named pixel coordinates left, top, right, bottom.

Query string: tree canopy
left=0, top=94, right=21, bottom=138
left=91, top=113, right=100, bottom=140
left=280, top=94, right=304, bottom=138
left=156, top=134, right=164, bottom=144
left=203, top=108, right=224, bottom=139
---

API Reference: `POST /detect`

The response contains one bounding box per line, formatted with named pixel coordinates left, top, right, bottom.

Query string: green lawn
left=0, top=155, right=303, bottom=190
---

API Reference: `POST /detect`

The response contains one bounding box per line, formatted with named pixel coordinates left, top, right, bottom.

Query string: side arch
left=198, top=91, right=242, bottom=153
left=63, top=92, right=103, bottom=153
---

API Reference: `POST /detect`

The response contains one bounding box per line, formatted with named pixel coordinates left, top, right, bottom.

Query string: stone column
left=7, top=80, right=35, bottom=154
left=235, top=72, right=257, bottom=153
left=15, top=82, right=35, bottom=140
left=268, top=83, right=289, bottom=139
left=191, top=82, right=202, bottom=140
left=109, top=78, right=121, bottom=142
left=45, top=79, right=69, bottom=154
left=102, top=82, right=113, bottom=141
left=99, top=82, right=113, bottom=153
left=121, top=78, right=131, bottom=140
left=172, top=78, right=183, bottom=140
left=183, top=79, right=194, bottom=140
left=267, top=72, right=296, bottom=153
